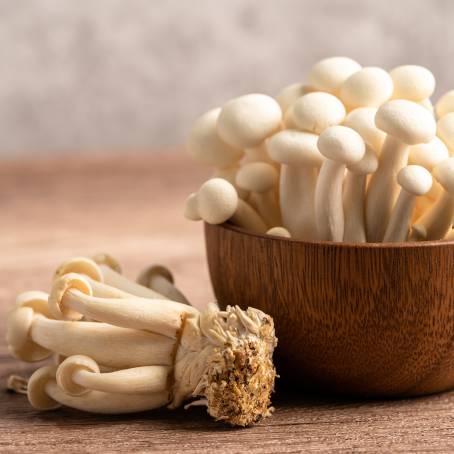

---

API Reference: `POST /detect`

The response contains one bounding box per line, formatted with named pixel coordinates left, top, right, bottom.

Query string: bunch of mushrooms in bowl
left=6, top=255, right=277, bottom=427
left=185, top=57, right=454, bottom=398
left=185, top=56, right=454, bottom=243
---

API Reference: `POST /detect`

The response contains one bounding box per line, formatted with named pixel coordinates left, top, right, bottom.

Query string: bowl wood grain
left=205, top=222, right=454, bottom=398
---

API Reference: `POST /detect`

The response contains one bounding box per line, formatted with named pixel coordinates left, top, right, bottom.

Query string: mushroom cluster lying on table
left=6, top=255, right=277, bottom=427
left=185, top=57, right=454, bottom=243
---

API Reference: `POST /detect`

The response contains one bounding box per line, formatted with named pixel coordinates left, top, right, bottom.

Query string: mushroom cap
left=48, top=273, right=93, bottom=321
left=347, top=146, right=378, bottom=175
left=343, top=107, right=386, bottom=152
left=433, top=157, right=454, bottom=195
left=375, top=100, right=436, bottom=145
left=15, top=290, right=52, bottom=318
left=317, top=125, right=366, bottom=165
left=308, top=57, right=361, bottom=95
left=409, top=137, right=449, bottom=170
left=137, top=264, right=174, bottom=287
left=390, top=65, right=435, bottom=101
left=236, top=162, right=278, bottom=193
left=197, top=178, right=239, bottom=224
left=282, top=105, right=298, bottom=129
left=419, top=98, right=434, bottom=113
left=217, top=94, right=282, bottom=149
left=266, top=227, right=291, bottom=238
left=397, top=165, right=433, bottom=195
left=436, top=90, right=454, bottom=119
left=340, top=67, right=393, bottom=109
left=275, top=83, right=315, bottom=112
left=7, top=306, right=52, bottom=362
left=184, top=193, right=201, bottom=221
left=266, top=130, right=324, bottom=166
left=292, top=92, right=346, bottom=134
left=437, top=112, right=454, bottom=150
left=92, top=253, right=122, bottom=274
left=187, top=108, right=243, bottom=167
left=27, top=366, right=61, bottom=410
left=54, top=257, right=103, bottom=283
left=57, top=355, right=100, bottom=396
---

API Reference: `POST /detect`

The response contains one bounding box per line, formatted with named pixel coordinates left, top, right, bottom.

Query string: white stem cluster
left=186, top=57, right=454, bottom=243
left=6, top=255, right=277, bottom=427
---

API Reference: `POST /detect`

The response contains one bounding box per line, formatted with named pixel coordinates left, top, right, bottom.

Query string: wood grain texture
left=2, top=152, right=454, bottom=452
left=205, top=223, right=454, bottom=398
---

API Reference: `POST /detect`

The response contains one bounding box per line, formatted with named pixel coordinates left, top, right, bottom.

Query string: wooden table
left=2, top=152, right=454, bottom=452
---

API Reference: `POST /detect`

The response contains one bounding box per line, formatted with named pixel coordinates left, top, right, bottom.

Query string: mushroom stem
left=57, top=355, right=169, bottom=395
left=44, top=380, right=169, bottom=414
left=383, top=190, right=416, bottom=242
left=366, top=135, right=409, bottom=241
left=49, top=274, right=198, bottom=338
left=137, top=265, right=190, bottom=305
left=280, top=165, right=318, bottom=239
left=410, top=192, right=454, bottom=240
left=28, top=313, right=175, bottom=368
left=315, top=160, right=346, bottom=241
left=343, top=172, right=368, bottom=242
left=230, top=198, right=268, bottom=233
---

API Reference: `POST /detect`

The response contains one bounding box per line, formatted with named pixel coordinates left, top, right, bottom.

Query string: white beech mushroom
left=8, top=282, right=277, bottom=425
left=366, top=100, right=436, bottom=241
left=390, top=65, right=435, bottom=102
left=267, top=129, right=324, bottom=239
left=242, top=143, right=277, bottom=166
left=308, top=56, right=361, bottom=96
left=187, top=178, right=267, bottom=233
left=55, top=256, right=166, bottom=300
left=236, top=162, right=281, bottom=227
left=411, top=157, right=454, bottom=240
left=343, top=107, right=386, bottom=153
left=266, top=227, right=291, bottom=238
left=383, top=165, right=433, bottom=242
left=184, top=193, right=202, bottom=221
left=340, top=67, right=393, bottom=110
left=275, top=83, right=316, bottom=113
left=343, top=147, right=378, bottom=242
left=436, top=90, right=454, bottom=119
left=443, top=229, right=454, bottom=241
left=217, top=94, right=282, bottom=149
left=315, top=125, right=366, bottom=241
left=212, top=165, right=249, bottom=200
left=437, top=112, right=454, bottom=153
left=136, top=264, right=190, bottom=305
left=292, top=92, right=346, bottom=134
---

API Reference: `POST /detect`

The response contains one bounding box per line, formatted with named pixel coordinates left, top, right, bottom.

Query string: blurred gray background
left=0, top=0, right=453, bottom=156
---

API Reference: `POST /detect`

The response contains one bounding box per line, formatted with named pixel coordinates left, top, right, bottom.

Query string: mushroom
left=437, top=112, right=454, bottom=153
left=366, top=100, right=436, bottom=241
left=266, top=227, right=291, bottom=238
left=48, top=273, right=198, bottom=338
left=292, top=92, right=346, bottom=134
left=267, top=129, right=324, bottom=239
left=56, top=355, right=169, bottom=395
left=390, top=65, right=435, bottom=102
left=212, top=164, right=249, bottom=200
left=410, top=157, right=454, bottom=240
left=343, top=107, right=386, bottom=153
left=340, top=67, right=393, bottom=110
left=383, top=165, right=433, bottom=242
left=308, top=56, right=361, bottom=95
left=236, top=162, right=281, bottom=227
left=184, top=193, right=201, bottom=221
left=136, top=264, right=190, bottom=305
left=217, top=94, right=282, bottom=149
left=315, top=125, right=366, bottom=241
left=187, top=108, right=243, bottom=169
left=242, top=142, right=277, bottom=166
left=275, top=83, right=316, bottom=113
left=186, top=178, right=267, bottom=233
left=436, top=90, right=454, bottom=119
left=343, top=146, right=378, bottom=242
left=27, top=366, right=170, bottom=414
left=55, top=256, right=166, bottom=300
left=443, top=229, right=454, bottom=241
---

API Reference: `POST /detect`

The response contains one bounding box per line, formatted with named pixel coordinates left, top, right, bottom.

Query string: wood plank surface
left=1, top=152, right=454, bottom=452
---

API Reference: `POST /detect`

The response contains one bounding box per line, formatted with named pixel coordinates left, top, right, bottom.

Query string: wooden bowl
left=205, top=222, right=454, bottom=398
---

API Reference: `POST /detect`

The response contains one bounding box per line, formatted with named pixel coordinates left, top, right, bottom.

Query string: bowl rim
left=206, top=222, right=454, bottom=249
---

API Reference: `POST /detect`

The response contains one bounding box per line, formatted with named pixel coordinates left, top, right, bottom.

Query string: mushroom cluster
left=6, top=255, right=277, bottom=427
left=185, top=57, right=454, bottom=243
